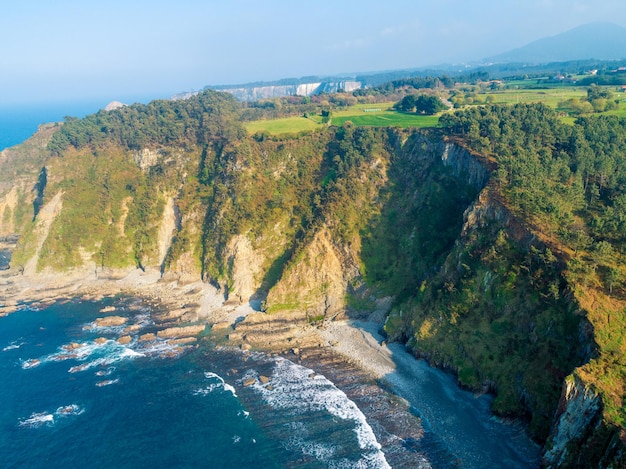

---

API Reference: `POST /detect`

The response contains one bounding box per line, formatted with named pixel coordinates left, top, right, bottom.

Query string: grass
left=245, top=84, right=626, bottom=136
left=245, top=102, right=442, bottom=135
left=332, top=112, right=439, bottom=128
left=246, top=116, right=321, bottom=135
left=483, top=87, right=588, bottom=107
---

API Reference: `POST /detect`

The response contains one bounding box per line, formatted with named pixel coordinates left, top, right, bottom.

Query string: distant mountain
left=487, top=22, right=626, bottom=64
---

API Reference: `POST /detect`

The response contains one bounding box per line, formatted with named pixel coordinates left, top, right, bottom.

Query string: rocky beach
left=0, top=262, right=541, bottom=467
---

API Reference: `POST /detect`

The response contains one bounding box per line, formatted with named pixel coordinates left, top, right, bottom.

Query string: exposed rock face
left=22, top=191, right=64, bottom=275
left=439, top=141, right=491, bottom=189
left=224, top=234, right=265, bottom=304
left=544, top=374, right=603, bottom=467
left=265, top=227, right=358, bottom=318
left=132, top=148, right=160, bottom=171
left=216, top=80, right=361, bottom=101
left=95, top=316, right=128, bottom=327
left=157, top=197, right=177, bottom=270
left=156, top=324, right=206, bottom=339
left=104, top=101, right=127, bottom=111
left=0, top=185, right=22, bottom=235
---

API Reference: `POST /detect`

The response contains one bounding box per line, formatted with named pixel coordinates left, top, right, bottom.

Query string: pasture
left=244, top=84, right=625, bottom=136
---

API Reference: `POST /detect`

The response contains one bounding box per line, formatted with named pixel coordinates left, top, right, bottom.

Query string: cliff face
left=215, top=80, right=361, bottom=101
left=544, top=374, right=603, bottom=467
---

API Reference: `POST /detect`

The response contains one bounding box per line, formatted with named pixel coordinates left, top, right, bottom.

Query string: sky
left=1, top=0, right=626, bottom=106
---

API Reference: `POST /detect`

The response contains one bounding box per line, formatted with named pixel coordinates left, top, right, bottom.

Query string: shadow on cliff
left=347, top=131, right=487, bottom=321
left=346, top=319, right=543, bottom=467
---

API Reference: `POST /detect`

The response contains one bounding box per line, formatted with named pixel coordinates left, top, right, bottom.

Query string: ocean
left=0, top=297, right=390, bottom=468
left=0, top=106, right=541, bottom=468
left=0, top=296, right=542, bottom=468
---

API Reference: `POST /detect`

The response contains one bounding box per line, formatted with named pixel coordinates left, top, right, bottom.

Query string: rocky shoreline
left=0, top=265, right=540, bottom=467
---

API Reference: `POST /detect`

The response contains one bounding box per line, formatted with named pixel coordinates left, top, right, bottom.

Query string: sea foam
left=193, top=371, right=238, bottom=397
left=247, top=357, right=390, bottom=468
left=19, top=404, right=85, bottom=428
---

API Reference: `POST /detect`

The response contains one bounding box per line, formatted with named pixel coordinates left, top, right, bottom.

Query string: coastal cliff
left=1, top=93, right=625, bottom=466
left=214, top=80, right=361, bottom=101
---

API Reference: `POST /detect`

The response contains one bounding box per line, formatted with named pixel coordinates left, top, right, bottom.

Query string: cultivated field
left=244, top=82, right=626, bottom=136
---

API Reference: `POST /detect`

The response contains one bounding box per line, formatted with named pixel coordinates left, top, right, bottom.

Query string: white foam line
left=249, top=358, right=390, bottom=468
left=18, top=412, right=54, bottom=428
left=2, top=340, right=25, bottom=352
left=206, top=371, right=237, bottom=396
left=19, top=404, right=85, bottom=429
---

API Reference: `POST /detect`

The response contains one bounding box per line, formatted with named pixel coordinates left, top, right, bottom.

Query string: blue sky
left=1, top=0, right=626, bottom=105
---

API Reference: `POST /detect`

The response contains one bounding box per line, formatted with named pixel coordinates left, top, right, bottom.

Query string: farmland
left=245, top=102, right=441, bottom=136
left=244, top=80, right=626, bottom=136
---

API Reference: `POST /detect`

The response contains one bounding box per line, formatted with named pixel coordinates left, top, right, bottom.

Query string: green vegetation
left=246, top=104, right=442, bottom=135
left=332, top=112, right=439, bottom=128
left=393, top=94, right=447, bottom=115
left=430, top=103, right=626, bottom=455
left=245, top=116, right=321, bottom=135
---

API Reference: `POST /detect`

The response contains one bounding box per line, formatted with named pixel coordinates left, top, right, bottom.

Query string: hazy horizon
left=2, top=1, right=626, bottom=106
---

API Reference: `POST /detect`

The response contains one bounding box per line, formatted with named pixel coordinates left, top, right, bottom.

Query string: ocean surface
left=0, top=297, right=542, bottom=468
left=0, top=103, right=96, bottom=151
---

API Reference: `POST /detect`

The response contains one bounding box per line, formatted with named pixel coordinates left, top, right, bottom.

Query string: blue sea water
left=0, top=298, right=395, bottom=468
left=0, top=296, right=543, bottom=468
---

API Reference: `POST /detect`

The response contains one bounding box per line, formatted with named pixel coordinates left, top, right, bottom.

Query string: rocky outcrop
left=104, top=101, right=126, bottom=111
left=156, top=324, right=206, bottom=339
left=21, top=191, right=64, bottom=275
left=265, top=227, right=359, bottom=318
left=223, top=234, right=265, bottom=304
left=440, top=141, right=491, bottom=189
left=543, top=373, right=626, bottom=468
left=544, top=374, right=603, bottom=467
left=95, top=315, right=128, bottom=327
left=132, top=148, right=160, bottom=171
left=215, top=80, right=361, bottom=101
left=157, top=197, right=177, bottom=270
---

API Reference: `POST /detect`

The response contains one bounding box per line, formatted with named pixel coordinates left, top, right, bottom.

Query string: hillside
left=488, top=22, right=626, bottom=64
left=0, top=91, right=625, bottom=466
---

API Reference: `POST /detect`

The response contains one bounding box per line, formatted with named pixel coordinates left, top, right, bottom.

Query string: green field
left=332, top=111, right=439, bottom=128
left=483, top=87, right=588, bottom=106
left=245, top=84, right=626, bottom=136
left=245, top=103, right=442, bottom=135
left=246, top=116, right=321, bottom=135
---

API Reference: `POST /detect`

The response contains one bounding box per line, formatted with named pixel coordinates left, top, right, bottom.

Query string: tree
left=394, top=95, right=417, bottom=112
left=394, top=95, right=446, bottom=115
left=415, top=95, right=447, bottom=115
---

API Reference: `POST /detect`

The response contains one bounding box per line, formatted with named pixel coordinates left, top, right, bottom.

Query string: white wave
left=55, top=404, right=85, bottom=417
left=249, top=358, right=390, bottom=469
left=19, top=404, right=85, bottom=429
left=135, top=340, right=190, bottom=359
left=95, top=366, right=116, bottom=377
left=20, top=358, right=40, bottom=369
left=23, top=335, right=187, bottom=376
left=232, top=435, right=241, bottom=444
left=131, top=312, right=153, bottom=329
left=95, top=379, right=119, bottom=387
left=82, top=322, right=128, bottom=335
left=285, top=435, right=338, bottom=461
left=3, top=340, right=25, bottom=351
left=19, top=412, right=54, bottom=428
left=19, top=339, right=143, bottom=373
left=202, top=371, right=238, bottom=397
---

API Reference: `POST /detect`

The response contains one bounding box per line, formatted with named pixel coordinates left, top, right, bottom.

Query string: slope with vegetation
left=1, top=88, right=625, bottom=466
